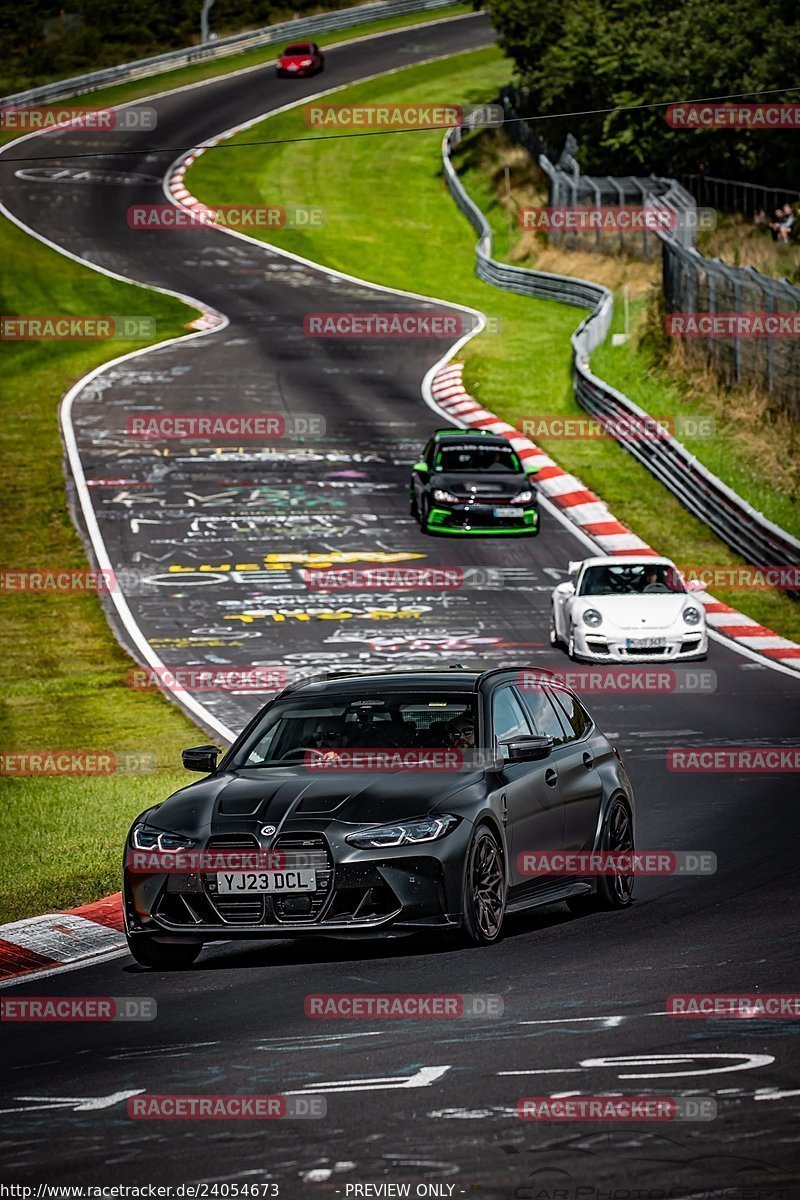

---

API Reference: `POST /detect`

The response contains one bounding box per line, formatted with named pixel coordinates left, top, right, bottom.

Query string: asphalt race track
left=1, top=13, right=799, bottom=1197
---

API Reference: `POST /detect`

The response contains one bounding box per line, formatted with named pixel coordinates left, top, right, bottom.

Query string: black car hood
left=432, top=471, right=528, bottom=500
left=147, top=768, right=485, bottom=837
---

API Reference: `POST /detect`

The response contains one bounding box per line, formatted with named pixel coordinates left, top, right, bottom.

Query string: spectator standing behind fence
left=769, top=203, right=796, bottom=244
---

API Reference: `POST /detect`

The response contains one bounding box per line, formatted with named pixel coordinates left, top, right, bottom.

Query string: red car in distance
left=277, top=42, right=325, bottom=77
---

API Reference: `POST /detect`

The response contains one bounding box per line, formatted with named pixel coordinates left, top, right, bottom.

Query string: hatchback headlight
left=683, top=606, right=703, bottom=625
left=346, top=814, right=459, bottom=849
left=582, top=609, right=603, bottom=628
left=511, top=490, right=534, bottom=504
left=132, top=826, right=195, bottom=852
left=433, top=489, right=459, bottom=503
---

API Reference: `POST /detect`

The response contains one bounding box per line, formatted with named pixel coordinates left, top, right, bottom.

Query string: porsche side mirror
left=182, top=744, right=220, bottom=773
left=499, top=735, right=554, bottom=762
left=685, top=578, right=706, bottom=592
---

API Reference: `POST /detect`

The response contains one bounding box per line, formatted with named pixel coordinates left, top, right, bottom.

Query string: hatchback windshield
left=579, top=563, right=685, bottom=596
left=235, top=692, right=479, bottom=766
left=435, top=444, right=521, bottom=473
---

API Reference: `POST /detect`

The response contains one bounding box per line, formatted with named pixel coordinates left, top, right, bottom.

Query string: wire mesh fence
left=501, top=86, right=800, bottom=411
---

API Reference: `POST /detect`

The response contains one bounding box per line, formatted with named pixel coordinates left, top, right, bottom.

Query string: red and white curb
left=431, top=362, right=800, bottom=672
left=0, top=894, right=125, bottom=984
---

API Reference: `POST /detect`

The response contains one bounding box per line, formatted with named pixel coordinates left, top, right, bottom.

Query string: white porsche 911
left=550, top=555, right=708, bottom=662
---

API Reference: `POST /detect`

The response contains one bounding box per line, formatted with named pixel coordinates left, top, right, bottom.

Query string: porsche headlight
left=511, top=490, right=534, bottom=504
left=683, top=606, right=703, bottom=625
left=132, top=826, right=195, bottom=852
left=346, top=814, right=459, bottom=849
left=582, top=609, right=603, bottom=628
left=433, top=489, right=459, bottom=504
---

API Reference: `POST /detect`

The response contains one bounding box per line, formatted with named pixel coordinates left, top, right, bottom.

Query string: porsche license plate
left=217, top=869, right=316, bottom=893
left=625, top=637, right=666, bottom=648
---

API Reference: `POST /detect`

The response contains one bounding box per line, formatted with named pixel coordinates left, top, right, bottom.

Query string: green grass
left=186, top=47, right=800, bottom=642
left=0, top=214, right=208, bottom=923
left=0, top=4, right=471, bottom=147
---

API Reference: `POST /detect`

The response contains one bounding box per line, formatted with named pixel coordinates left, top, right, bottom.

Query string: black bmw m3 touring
left=124, top=669, right=636, bottom=967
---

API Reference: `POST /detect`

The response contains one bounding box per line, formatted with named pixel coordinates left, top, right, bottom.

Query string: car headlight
left=511, top=490, right=534, bottom=504
left=132, top=826, right=195, bottom=852
left=301, top=59, right=313, bottom=65
left=433, top=489, right=459, bottom=504
left=582, top=609, right=603, bottom=628
left=345, top=814, right=459, bottom=849
left=683, top=606, right=703, bottom=625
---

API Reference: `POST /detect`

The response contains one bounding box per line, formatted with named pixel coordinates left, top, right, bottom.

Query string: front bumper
left=425, top=503, right=539, bottom=537
left=124, top=824, right=472, bottom=941
left=571, top=626, right=708, bottom=662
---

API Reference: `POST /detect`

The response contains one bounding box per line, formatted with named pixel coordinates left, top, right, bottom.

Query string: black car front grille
left=157, top=833, right=336, bottom=928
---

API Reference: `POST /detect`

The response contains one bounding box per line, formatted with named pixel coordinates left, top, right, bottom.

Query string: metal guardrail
left=1, top=0, right=458, bottom=106
left=679, top=174, right=800, bottom=217
left=443, top=122, right=800, bottom=588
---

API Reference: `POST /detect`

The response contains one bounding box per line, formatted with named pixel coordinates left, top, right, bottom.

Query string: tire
left=409, top=489, right=419, bottom=519
left=567, top=795, right=635, bottom=914
left=549, top=606, right=563, bottom=649
left=460, top=825, right=506, bottom=946
left=127, top=934, right=203, bottom=969
left=418, top=496, right=430, bottom=532
left=567, top=625, right=576, bottom=659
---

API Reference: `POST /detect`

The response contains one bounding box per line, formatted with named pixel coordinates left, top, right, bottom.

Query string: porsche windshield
left=579, top=563, right=686, bottom=596
left=434, top=445, right=521, bottom=473
left=236, top=692, right=479, bottom=766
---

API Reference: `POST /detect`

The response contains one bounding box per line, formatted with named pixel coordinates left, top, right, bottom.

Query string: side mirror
left=499, top=735, right=553, bottom=762
left=413, top=461, right=429, bottom=474
left=523, top=462, right=540, bottom=475
left=685, top=578, right=706, bottom=593
left=182, top=744, right=220, bottom=773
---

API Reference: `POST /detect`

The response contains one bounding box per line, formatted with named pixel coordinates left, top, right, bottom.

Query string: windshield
left=579, top=563, right=686, bottom=596
left=434, top=444, right=522, bottom=473
left=284, top=44, right=311, bottom=55
left=235, top=691, right=479, bottom=767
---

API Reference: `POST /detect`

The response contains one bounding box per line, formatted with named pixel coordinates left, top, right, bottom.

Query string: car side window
left=517, top=686, right=569, bottom=745
left=491, top=686, right=532, bottom=758
left=550, top=689, right=591, bottom=740
left=423, top=438, right=434, bottom=465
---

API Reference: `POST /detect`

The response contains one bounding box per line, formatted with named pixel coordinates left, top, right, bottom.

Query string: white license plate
left=217, top=869, right=316, bottom=894
left=625, top=637, right=666, bottom=648
left=493, top=506, right=523, bottom=517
